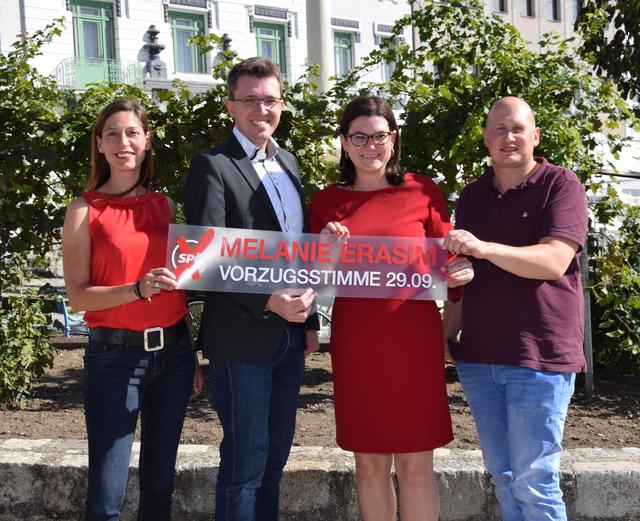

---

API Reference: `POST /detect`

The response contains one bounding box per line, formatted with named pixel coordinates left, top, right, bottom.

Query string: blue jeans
left=456, top=363, right=575, bottom=521
left=84, top=330, right=195, bottom=521
left=212, top=324, right=305, bottom=521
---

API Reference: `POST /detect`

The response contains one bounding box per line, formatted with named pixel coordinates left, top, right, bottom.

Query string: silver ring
left=154, top=281, right=159, bottom=288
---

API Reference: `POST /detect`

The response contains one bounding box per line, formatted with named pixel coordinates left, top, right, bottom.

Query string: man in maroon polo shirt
left=443, top=96, right=588, bottom=521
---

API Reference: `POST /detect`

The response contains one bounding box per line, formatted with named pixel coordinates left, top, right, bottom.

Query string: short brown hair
left=227, top=57, right=283, bottom=100
left=338, top=96, right=404, bottom=187
left=87, top=99, right=154, bottom=194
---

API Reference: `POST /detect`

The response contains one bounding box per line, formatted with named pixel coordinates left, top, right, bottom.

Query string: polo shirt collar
left=233, top=127, right=280, bottom=162
left=481, top=157, right=550, bottom=192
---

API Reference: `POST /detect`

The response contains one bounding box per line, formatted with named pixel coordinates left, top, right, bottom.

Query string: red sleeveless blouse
left=82, top=190, right=188, bottom=330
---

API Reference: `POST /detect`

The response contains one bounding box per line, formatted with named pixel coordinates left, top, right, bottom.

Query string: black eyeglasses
left=347, top=131, right=394, bottom=146
left=232, top=98, right=282, bottom=109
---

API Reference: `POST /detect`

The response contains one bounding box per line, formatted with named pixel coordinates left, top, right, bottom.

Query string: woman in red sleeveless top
left=62, top=100, right=202, bottom=521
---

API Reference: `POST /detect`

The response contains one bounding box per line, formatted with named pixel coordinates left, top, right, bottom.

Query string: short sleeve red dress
left=310, top=173, right=456, bottom=453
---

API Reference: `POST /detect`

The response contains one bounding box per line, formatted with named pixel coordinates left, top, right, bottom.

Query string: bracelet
left=133, top=280, right=144, bottom=300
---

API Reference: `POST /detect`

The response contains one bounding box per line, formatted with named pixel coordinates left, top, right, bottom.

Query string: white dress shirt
left=233, top=127, right=304, bottom=233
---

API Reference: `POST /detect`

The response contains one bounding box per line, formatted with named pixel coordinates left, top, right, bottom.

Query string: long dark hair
left=338, top=96, right=404, bottom=187
left=87, top=99, right=154, bottom=195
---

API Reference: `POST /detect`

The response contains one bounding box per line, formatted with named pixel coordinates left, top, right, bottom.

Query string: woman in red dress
left=310, top=96, right=473, bottom=521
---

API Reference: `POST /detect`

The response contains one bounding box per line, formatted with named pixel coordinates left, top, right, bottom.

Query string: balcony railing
left=53, top=57, right=143, bottom=90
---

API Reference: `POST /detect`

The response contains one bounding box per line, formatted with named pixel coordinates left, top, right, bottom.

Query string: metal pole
left=581, top=240, right=594, bottom=398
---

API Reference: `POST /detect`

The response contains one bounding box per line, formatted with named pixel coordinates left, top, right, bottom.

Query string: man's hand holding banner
left=166, top=224, right=449, bottom=300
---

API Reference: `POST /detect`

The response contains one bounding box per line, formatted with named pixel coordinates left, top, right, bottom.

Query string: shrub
left=0, top=255, right=54, bottom=409
left=590, top=202, right=640, bottom=375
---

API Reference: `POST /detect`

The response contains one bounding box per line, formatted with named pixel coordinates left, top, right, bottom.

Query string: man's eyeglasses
left=346, top=131, right=395, bottom=146
left=232, top=98, right=282, bottom=109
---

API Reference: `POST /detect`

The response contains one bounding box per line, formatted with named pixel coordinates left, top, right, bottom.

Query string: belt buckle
left=144, top=327, right=164, bottom=352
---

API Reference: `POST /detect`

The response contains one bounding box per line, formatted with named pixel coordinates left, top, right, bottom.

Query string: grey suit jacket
left=184, top=133, right=316, bottom=362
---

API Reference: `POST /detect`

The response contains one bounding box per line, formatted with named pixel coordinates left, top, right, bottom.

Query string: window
left=521, top=0, right=535, bottom=17
left=493, top=0, right=507, bottom=13
left=72, top=0, right=114, bottom=61
left=548, top=0, right=560, bottom=21
left=334, top=32, right=354, bottom=77
left=433, top=62, right=445, bottom=83
left=381, top=37, right=396, bottom=82
left=255, top=22, right=287, bottom=72
left=71, top=0, right=115, bottom=87
left=169, top=11, right=206, bottom=74
left=570, top=0, right=581, bottom=24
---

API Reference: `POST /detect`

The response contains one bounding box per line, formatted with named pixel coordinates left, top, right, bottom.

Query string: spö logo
left=171, top=228, right=215, bottom=281
left=171, top=239, right=200, bottom=267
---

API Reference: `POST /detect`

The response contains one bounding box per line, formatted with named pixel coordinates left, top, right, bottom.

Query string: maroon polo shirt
left=454, top=158, right=588, bottom=372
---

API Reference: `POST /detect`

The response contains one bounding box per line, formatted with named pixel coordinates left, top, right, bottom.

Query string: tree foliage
left=0, top=19, right=68, bottom=294
left=1, top=2, right=639, bottom=401
left=0, top=254, right=54, bottom=409
left=590, top=202, right=640, bottom=375
left=0, top=18, right=337, bottom=267
left=577, top=0, right=640, bottom=115
left=333, top=0, right=640, bottom=373
left=335, top=0, right=636, bottom=200
left=0, top=20, right=337, bottom=406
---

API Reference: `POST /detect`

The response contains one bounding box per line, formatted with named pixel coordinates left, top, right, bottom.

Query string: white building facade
left=0, top=0, right=412, bottom=91
left=487, top=0, right=583, bottom=43
left=0, top=1, right=624, bottom=94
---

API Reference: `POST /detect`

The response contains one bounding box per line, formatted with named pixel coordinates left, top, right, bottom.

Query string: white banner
left=166, top=224, right=449, bottom=300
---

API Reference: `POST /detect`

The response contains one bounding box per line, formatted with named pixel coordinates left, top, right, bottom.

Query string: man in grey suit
left=184, top=57, right=319, bottom=521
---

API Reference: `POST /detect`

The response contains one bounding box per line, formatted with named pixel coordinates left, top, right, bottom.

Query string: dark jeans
left=212, top=324, right=305, bottom=521
left=83, top=331, right=195, bottom=521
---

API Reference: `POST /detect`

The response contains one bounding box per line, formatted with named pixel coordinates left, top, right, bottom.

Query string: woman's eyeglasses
left=346, top=131, right=394, bottom=146
left=232, top=98, right=282, bottom=109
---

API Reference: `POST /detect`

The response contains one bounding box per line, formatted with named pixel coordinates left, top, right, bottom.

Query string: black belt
left=89, top=320, right=187, bottom=352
